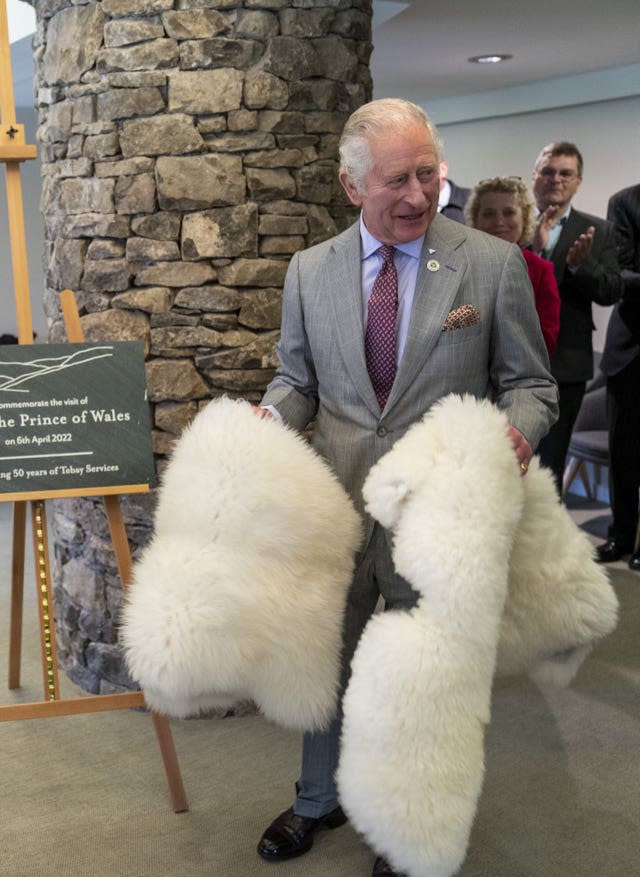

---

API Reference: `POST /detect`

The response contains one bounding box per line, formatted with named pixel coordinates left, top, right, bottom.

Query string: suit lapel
left=324, top=225, right=381, bottom=413
left=324, top=216, right=467, bottom=416
left=386, top=217, right=466, bottom=409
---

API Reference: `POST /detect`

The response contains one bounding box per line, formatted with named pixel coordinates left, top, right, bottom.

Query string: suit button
left=377, top=426, right=387, bottom=437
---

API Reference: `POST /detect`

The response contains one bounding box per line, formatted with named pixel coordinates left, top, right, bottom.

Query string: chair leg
left=579, top=463, right=594, bottom=501
left=562, top=456, right=583, bottom=499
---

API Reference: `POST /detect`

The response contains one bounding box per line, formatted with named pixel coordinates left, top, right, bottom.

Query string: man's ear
left=339, top=170, right=363, bottom=208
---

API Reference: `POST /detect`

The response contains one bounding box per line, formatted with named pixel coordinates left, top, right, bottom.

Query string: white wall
left=437, top=95, right=640, bottom=351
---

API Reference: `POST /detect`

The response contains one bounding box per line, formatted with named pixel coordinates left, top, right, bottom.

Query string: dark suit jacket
left=439, top=180, right=471, bottom=224
left=547, top=207, right=622, bottom=383
left=601, top=184, right=640, bottom=377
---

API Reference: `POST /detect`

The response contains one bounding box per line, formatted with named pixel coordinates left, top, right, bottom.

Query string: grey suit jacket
left=262, top=214, right=558, bottom=528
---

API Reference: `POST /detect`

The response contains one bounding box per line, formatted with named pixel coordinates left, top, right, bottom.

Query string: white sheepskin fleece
left=120, top=397, right=362, bottom=732
left=337, top=394, right=618, bottom=877
left=495, top=456, right=618, bottom=687
left=338, top=394, right=525, bottom=877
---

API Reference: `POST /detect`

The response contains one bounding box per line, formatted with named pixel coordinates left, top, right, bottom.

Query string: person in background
left=531, top=141, right=622, bottom=494
left=254, top=98, right=557, bottom=877
left=465, top=175, right=560, bottom=355
left=595, top=183, right=640, bottom=570
left=437, top=159, right=470, bottom=223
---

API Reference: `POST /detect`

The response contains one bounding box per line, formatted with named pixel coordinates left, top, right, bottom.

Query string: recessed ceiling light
left=468, top=54, right=513, bottom=64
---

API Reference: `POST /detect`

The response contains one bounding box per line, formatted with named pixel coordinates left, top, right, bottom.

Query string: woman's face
left=475, top=191, right=524, bottom=244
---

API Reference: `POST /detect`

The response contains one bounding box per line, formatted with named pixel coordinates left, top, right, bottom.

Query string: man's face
left=532, top=152, right=582, bottom=213
left=339, top=122, right=440, bottom=245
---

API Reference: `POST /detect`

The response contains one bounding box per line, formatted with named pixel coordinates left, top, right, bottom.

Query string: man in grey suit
left=256, top=99, right=557, bottom=877
left=531, top=142, right=622, bottom=494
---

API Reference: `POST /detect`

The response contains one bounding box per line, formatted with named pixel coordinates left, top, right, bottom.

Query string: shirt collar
left=359, top=214, right=424, bottom=261
left=438, top=180, right=452, bottom=211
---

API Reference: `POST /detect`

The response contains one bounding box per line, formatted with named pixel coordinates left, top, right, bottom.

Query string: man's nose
left=405, top=175, right=428, bottom=200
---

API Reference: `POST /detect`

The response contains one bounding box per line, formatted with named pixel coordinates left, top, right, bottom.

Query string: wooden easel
left=0, top=1, right=187, bottom=812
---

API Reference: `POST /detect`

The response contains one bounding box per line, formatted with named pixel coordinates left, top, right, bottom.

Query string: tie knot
left=379, top=244, right=395, bottom=265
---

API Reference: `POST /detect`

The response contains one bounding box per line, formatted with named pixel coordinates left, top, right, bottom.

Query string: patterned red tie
left=365, top=244, right=398, bottom=410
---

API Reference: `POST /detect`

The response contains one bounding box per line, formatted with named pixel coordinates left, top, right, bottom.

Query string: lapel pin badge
left=427, top=259, right=440, bottom=272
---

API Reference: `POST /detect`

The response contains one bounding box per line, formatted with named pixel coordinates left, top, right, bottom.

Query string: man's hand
left=251, top=405, right=274, bottom=420
left=508, top=425, right=532, bottom=476
left=532, top=205, right=560, bottom=254
left=566, top=225, right=595, bottom=269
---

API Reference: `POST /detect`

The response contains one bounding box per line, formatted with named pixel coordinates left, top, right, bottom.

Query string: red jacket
left=521, top=247, right=561, bottom=355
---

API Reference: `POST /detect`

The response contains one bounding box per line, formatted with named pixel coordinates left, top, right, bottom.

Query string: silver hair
left=339, top=98, right=444, bottom=195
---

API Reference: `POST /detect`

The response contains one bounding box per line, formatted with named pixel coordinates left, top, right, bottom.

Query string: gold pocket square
left=442, top=304, right=480, bottom=332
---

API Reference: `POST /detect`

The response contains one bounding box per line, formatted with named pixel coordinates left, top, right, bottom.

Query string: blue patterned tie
left=365, top=245, right=398, bottom=410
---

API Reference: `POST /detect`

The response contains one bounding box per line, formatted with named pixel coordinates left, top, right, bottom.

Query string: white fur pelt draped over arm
left=337, top=394, right=618, bottom=877
left=121, top=397, right=362, bottom=732
left=496, top=457, right=618, bottom=686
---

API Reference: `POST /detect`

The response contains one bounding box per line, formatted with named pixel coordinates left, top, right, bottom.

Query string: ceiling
left=371, top=0, right=639, bottom=106
left=6, top=0, right=640, bottom=116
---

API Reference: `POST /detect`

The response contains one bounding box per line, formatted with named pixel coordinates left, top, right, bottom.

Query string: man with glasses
left=531, top=141, right=621, bottom=495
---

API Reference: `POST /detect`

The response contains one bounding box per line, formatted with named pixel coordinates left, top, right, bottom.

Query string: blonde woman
left=466, top=176, right=560, bottom=354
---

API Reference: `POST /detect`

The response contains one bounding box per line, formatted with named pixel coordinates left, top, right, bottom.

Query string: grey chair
left=561, top=383, right=608, bottom=501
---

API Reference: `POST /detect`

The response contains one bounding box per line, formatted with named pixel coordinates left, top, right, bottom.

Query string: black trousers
left=607, top=355, right=640, bottom=547
left=537, top=381, right=587, bottom=495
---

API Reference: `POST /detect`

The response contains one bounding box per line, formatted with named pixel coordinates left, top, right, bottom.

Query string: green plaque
left=0, top=342, right=156, bottom=499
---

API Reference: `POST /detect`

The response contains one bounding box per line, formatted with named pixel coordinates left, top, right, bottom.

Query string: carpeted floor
left=1, top=500, right=639, bottom=877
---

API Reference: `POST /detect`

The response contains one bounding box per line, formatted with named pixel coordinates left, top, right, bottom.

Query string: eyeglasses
left=536, top=168, right=578, bottom=180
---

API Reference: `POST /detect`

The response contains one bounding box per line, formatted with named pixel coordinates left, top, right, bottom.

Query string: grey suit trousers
left=295, top=524, right=419, bottom=817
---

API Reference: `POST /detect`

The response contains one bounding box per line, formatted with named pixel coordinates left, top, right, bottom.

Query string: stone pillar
left=30, top=0, right=372, bottom=693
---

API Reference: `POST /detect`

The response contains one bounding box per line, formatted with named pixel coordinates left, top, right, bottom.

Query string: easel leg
left=151, top=712, right=189, bottom=813
left=31, top=499, right=60, bottom=700
left=8, top=500, right=27, bottom=689
left=103, top=493, right=189, bottom=812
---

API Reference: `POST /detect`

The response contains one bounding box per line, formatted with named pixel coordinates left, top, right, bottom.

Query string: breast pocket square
left=442, top=304, right=480, bottom=332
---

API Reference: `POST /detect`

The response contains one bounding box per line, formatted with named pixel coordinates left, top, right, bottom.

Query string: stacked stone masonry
left=30, top=0, right=372, bottom=694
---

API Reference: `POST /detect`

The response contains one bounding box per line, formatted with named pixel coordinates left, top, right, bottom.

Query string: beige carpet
left=1, top=501, right=639, bottom=877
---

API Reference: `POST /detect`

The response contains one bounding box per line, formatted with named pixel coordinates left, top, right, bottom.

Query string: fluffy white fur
left=337, top=394, right=618, bottom=877
left=121, top=397, right=362, bottom=731
left=496, top=456, right=618, bottom=686
left=338, top=395, right=525, bottom=877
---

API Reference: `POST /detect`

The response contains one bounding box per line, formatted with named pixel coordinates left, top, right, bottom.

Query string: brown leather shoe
left=257, top=805, right=347, bottom=861
left=372, top=855, right=407, bottom=876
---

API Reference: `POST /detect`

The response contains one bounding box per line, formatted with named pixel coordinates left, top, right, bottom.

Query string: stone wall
left=30, top=0, right=372, bottom=693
